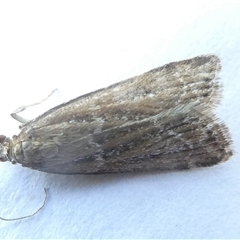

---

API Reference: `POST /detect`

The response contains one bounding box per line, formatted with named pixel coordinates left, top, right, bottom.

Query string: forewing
left=24, top=55, right=221, bottom=129
left=19, top=105, right=232, bottom=174
left=16, top=55, right=232, bottom=174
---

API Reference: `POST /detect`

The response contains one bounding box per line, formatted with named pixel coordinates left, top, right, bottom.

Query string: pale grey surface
left=0, top=1, right=240, bottom=239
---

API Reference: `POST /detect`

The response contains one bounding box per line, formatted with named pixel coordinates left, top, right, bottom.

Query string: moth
left=0, top=55, right=232, bottom=174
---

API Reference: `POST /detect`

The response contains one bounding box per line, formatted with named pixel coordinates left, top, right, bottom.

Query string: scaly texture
left=0, top=55, right=233, bottom=174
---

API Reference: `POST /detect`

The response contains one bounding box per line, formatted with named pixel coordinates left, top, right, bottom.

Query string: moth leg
left=11, top=89, right=58, bottom=124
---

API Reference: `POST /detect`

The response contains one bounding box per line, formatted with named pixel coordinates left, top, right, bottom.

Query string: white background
left=0, top=1, right=240, bottom=239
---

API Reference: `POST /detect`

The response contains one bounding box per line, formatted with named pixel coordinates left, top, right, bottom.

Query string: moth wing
left=17, top=55, right=231, bottom=174
left=19, top=105, right=232, bottom=174
left=24, top=55, right=221, bottom=129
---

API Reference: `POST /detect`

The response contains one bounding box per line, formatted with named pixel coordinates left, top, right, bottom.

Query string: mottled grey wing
left=19, top=105, right=231, bottom=174
left=24, top=55, right=221, bottom=129
left=18, top=55, right=232, bottom=174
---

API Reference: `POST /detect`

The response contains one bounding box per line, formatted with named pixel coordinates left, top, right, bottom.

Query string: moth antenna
left=11, top=89, right=58, bottom=124
left=0, top=188, right=48, bottom=221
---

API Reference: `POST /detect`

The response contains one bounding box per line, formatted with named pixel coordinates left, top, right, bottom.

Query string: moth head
left=0, top=135, right=10, bottom=162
